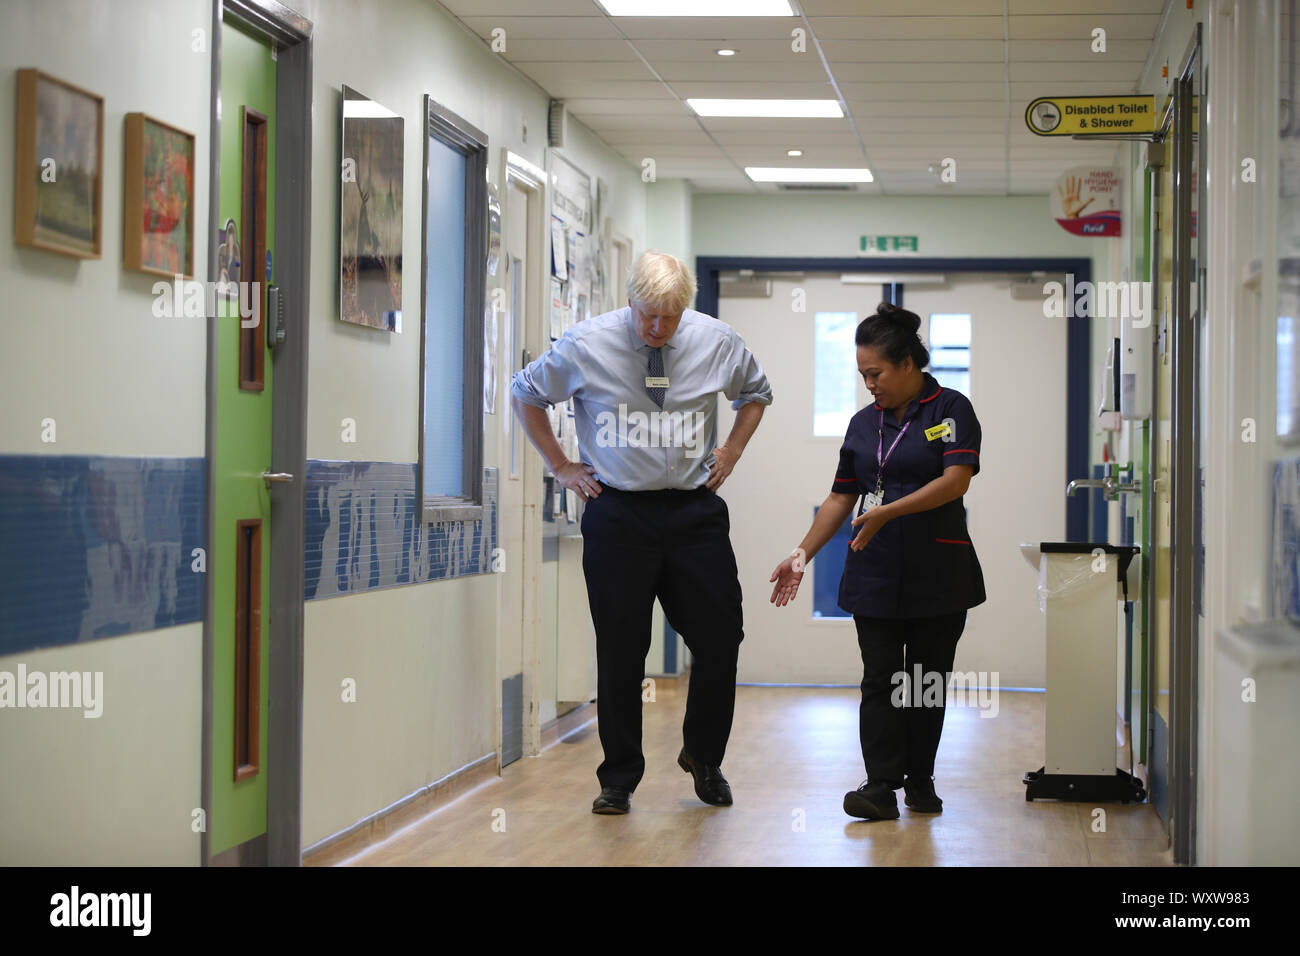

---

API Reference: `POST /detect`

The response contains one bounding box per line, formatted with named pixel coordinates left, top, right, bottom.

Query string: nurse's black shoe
left=843, top=781, right=900, bottom=820
left=903, top=775, right=943, bottom=813
left=677, top=748, right=733, bottom=806
left=592, top=787, right=631, bottom=814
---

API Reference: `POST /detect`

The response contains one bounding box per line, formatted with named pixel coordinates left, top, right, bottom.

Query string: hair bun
left=875, top=302, right=921, bottom=335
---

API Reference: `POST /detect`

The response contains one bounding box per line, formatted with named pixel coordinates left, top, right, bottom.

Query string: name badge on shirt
left=925, top=422, right=952, bottom=441
left=645, top=376, right=670, bottom=388
left=860, top=491, right=882, bottom=515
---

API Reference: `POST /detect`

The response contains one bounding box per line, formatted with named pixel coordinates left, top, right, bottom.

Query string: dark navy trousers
left=580, top=485, right=744, bottom=792
left=853, top=611, right=966, bottom=788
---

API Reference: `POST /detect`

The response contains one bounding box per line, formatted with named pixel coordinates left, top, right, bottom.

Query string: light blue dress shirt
left=510, top=306, right=774, bottom=491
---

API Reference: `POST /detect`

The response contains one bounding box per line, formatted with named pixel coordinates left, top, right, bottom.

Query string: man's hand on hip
left=554, top=460, right=602, bottom=501
left=705, top=444, right=738, bottom=491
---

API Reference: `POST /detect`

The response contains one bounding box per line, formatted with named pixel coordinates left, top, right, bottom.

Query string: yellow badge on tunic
left=925, top=422, right=952, bottom=441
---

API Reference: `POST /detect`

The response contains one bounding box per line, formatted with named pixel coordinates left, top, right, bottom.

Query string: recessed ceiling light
left=745, top=167, right=874, bottom=183
left=716, top=49, right=736, bottom=56
left=687, top=99, right=843, bottom=118
left=787, top=149, right=803, bottom=157
left=597, top=1, right=793, bottom=14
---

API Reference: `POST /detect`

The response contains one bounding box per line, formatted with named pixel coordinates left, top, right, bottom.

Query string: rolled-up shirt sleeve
left=723, top=331, right=774, bottom=410
left=510, top=334, right=583, bottom=409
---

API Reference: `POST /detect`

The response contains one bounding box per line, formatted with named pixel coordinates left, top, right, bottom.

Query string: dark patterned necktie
left=646, top=346, right=666, bottom=408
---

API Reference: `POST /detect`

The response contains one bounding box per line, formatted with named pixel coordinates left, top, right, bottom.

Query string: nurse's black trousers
left=581, top=485, right=744, bottom=792
left=853, top=611, right=967, bottom=788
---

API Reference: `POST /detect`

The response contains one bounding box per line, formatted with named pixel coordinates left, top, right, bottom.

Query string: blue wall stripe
left=0, top=455, right=501, bottom=653
left=0, top=455, right=205, bottom=655
left=303, top=461, right=498, bottom=600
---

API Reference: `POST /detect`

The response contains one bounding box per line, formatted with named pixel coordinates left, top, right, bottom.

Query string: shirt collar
left=624, top=307, right=682, bottom=353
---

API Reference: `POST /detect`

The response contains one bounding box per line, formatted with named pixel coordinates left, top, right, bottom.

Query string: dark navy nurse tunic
left=831, top=371, right=987, bottom=618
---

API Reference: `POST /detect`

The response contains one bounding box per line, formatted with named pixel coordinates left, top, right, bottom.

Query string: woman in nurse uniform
left=770, top=302, right=986, bottom=821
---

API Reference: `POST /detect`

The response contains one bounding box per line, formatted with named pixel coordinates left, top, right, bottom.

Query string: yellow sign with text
left=1025, top=96, right=1156, bottom=136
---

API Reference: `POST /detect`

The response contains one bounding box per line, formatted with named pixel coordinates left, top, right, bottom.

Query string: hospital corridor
left=0, top=0, right=1293, bottom=934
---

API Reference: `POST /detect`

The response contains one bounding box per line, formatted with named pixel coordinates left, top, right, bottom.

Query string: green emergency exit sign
left=860, top=235, right=919, bottom=253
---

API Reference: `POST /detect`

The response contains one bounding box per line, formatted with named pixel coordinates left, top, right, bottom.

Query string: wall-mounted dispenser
left=1121, top=298, right=1154, bottom=419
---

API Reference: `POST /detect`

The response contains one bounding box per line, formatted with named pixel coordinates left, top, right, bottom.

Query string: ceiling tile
left=613, top=16, right=801, bottom=40
left=801, top=0, right=1003, bottom=13
left=1008, top=15, right=1161, bottom=41
left=439, top=0, right=602, bottom=14
left=490, top=39, right=639, bottom=61
left=459, top=15, right=620, bottom=39
left=807, top=17, right=1007, bottom=41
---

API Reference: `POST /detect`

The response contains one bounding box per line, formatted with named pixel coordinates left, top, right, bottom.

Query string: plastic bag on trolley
left=1036, top=552, right=1104, bottom=614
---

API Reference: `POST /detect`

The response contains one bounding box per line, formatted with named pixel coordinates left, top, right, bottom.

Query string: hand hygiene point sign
left=1052, top=166, right=1122, bottom=237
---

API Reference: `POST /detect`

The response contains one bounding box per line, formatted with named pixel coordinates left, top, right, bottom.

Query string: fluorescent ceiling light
left=746, top=167, right=874, bottom=183
left=597, top=1, right=794, bottom=14
left=688, top=99, right=843, bottom=118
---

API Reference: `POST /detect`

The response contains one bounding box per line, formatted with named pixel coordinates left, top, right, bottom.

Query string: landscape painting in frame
left=14, top=69, right=103, bottom=258
left=123, top=113, right=195, bottom=278
left=340, top=85, right=403, bottom=332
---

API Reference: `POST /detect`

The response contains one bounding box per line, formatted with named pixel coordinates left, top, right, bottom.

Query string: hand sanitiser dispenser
left=1120, top=288, right=1153, bottom=420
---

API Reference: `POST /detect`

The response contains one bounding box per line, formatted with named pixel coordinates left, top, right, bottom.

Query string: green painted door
left=212, top=20, right=276, bottom=858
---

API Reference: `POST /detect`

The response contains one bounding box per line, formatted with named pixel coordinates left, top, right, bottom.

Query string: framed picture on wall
left=340, top=85, right=404, bottom=332
left=13, top=68, right=103, bottom=259
left=122, top=113, right=196, bottom=278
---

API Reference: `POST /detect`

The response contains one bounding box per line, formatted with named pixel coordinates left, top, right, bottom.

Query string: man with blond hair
left=511, top=251, right=772, bottom=814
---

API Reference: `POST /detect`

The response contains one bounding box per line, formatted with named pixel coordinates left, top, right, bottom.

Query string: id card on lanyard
left=860, top=411, right=909, bottom=516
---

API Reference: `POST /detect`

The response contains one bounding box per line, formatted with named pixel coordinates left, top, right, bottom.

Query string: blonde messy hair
left=626, top=251, right=696, bottom=315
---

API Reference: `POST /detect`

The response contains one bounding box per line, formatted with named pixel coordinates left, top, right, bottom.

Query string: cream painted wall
left=0, top=623, right=203, bottom=865
left=692, top=193, right=1111, bottom=262
left=0, top=0, right=211, bottom=866
left=0, top=0, right=211, bottom=455
left=647, top=178, right=693, bottom=290
left=301, top=577, right=496, bottom=847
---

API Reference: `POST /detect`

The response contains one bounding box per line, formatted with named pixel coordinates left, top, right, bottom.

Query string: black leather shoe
left=903, top=775, right=943, bottom=813
left=592, top=786, right=631, bottom=814
left=677, top=748, right=733, bottom=806
left=843, top=781, right=900, bottom=820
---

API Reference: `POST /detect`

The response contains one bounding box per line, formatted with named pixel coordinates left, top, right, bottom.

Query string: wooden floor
left=327, top=684, right=1172, bottom=867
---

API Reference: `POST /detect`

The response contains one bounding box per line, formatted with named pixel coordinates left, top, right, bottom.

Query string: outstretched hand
left=769, top=550, right=805, bottom=607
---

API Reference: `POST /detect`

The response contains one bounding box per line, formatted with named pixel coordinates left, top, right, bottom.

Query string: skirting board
left=302, top=752, right=498, bottom=866
left=541, top=700, right=597, bottom=750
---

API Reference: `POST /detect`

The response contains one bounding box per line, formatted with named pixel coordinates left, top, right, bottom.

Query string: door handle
left=261, top=471, right=295, bottom=487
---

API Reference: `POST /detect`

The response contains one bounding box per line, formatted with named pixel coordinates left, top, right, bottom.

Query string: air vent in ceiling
left=775, top=183, right=858, bottom=192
